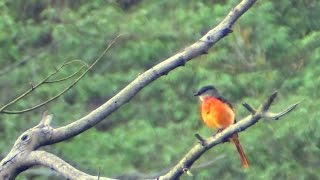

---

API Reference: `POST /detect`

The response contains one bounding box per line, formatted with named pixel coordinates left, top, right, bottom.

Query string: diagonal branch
left=242, top=102, right=256, bottom=114
left=158, top=92, right=299, bottom=180
left=115, top=155, right=226, bottom=180
left=47, top=0, right=259, bottom=145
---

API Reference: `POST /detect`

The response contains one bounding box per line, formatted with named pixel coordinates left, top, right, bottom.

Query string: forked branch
left=0, top=92, right=298, bottom=180
left=158, top=92, right=299, bottom=180
left=0, top=60, right=87, bottom=113
left=0, top=36, right=121, bottom=114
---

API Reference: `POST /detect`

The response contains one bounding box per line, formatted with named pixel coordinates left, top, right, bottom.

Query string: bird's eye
left=21, top=134, right=29, bottom=141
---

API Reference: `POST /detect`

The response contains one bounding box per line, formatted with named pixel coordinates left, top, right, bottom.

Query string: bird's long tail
left=231, top=134, right=249, bottom=168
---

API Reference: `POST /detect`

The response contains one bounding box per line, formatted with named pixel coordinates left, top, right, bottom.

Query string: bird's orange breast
left=201, top=97, right=235, bottom=129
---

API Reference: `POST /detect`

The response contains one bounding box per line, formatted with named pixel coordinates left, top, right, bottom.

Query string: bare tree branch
left=44, top=64, right=87, bottom=84
left=0, top=60, right=87, bottom=114
left=25, top=151, right=114, bottom=180
left=265, top=101, right=300, bottom=120
left=0, top=0, right=266, bottom=179
left=158, top=92, right=299, bottom=180
left=242, top=102, right=256, bottom=114
left=0, top=35, right=120, bottom=114
left=46, top=0, right=259, bottom=145
left=115, top=155, right=226, bottom=180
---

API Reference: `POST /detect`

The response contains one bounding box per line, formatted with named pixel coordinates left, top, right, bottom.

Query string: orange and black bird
left=194, top=85, right=249, bottom=168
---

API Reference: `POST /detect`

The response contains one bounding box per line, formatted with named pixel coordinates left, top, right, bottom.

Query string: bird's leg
left=212, top=129, right=223, bottom=136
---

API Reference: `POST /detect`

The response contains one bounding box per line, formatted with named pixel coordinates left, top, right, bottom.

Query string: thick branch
left=48, top=0, right=258, bottom=145
left=25, top=151, right=114, bottom=180
left=158, top=92, right=299, bottom=180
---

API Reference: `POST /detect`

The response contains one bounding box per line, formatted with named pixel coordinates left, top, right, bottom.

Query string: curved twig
left=44, top=63, right=88, bottom=83
left=0, top=35, right=121, bottom=114
left=0, top=60, right=86, bottom=113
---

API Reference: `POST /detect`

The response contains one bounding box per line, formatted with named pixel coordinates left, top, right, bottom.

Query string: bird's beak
left=194, top=92, right=199, bottom=96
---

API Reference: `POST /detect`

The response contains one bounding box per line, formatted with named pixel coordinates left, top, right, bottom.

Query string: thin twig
left=0, top=35, right=122, bottom=114
left=265, top=101, right=300, bottom=120
left=44, top=65, right=86, bottom=83
left=261, top=91, right=278, bottom=112
left=242, top=102, right=256, bottom=114
left=0, top=60, right=86, bottom=112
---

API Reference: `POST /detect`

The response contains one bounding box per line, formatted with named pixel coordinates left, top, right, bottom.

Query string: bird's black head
left=194, top=85, right=219, bottom=97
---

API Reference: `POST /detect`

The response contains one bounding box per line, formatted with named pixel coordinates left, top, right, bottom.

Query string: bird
left=194, top=85, right=249, bottom=168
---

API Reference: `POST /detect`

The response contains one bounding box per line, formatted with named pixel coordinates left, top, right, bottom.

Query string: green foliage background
left=0, top=0, right=319, bottom=179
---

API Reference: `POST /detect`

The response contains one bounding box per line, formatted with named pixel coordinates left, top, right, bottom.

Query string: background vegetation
left=0, top=0, right=319, bottom=179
